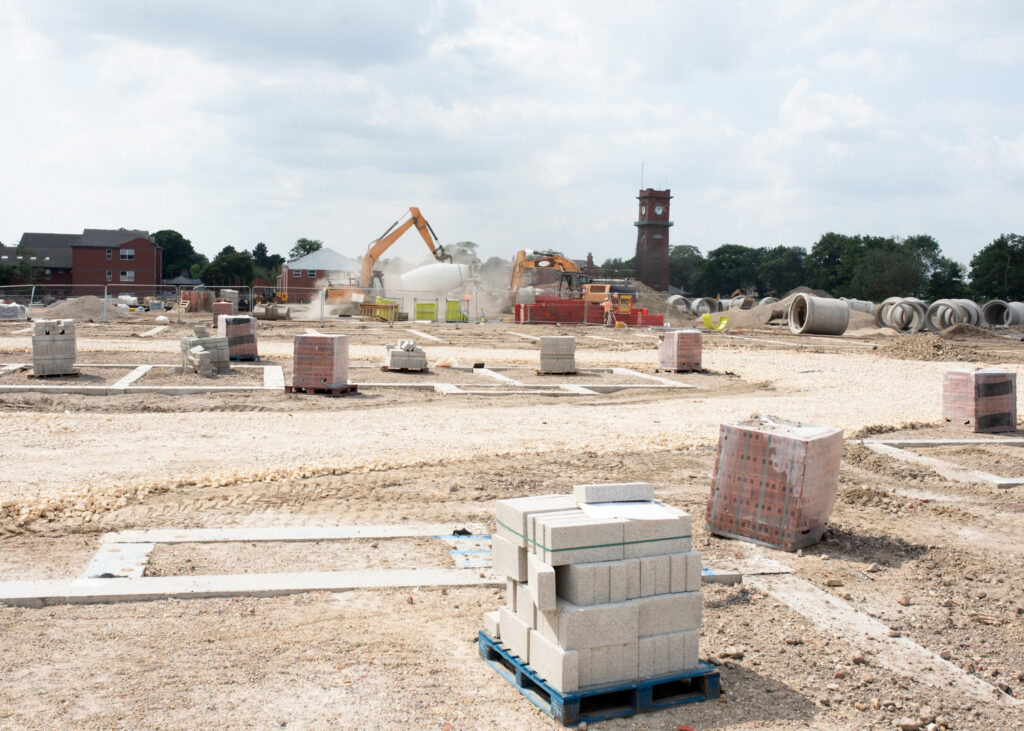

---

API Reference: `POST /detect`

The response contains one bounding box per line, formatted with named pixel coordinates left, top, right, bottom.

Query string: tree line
left=598, top=233, right=1024, bottom=302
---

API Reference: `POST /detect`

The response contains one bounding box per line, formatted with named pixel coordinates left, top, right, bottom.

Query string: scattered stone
left=851, top=650, right=867, bottom=665
left=997, top=681, right=1011, bottom=694
left=939, top=649, right=952, bottom=660
left=819, top=696, right=831, bottom=707
left=707, top=655, right=722, bottom=666
left=785, top=636, right=804, bottom=646
left=939, top=599, right=953, bottom=608
left=855, top=701, right=867, bottom=711
left=888, top=629, right=901, bottom=637
left=834, top=668, right=847, bottom=679
left=897, top=595, right=912, bottom=606
left=825, top=578, right=843, bottom=587
left=722, top=646, right=745, bottom=660
left=898, top=717, right=921, bottom=731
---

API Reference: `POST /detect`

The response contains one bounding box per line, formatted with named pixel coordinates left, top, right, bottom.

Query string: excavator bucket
left=701, top=313, right=728, bottom=331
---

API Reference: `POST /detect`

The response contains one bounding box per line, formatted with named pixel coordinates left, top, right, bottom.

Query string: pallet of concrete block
left=382, top=339, right=428, bottom=372
left=0, top=302, right=27, bottom=320
left=705, top=415, right=843, bottom=552
left=287, top=333, right=357, bottom=396
left=657, top=329, right=701, bottom=372
left=217, top=315, right=259, bottom=360
left=31, top=319, right=77, bottom=377
left=481, top=483, right=719, bottom=723
left=180, top=331, right=230, bottom=374
left=539, top=336, right=575, bottom=374
left=942, top=368, right=1017, bottom=433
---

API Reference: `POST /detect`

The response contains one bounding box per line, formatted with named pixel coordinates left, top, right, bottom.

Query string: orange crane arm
left=361, top=207, right=448, bottom=288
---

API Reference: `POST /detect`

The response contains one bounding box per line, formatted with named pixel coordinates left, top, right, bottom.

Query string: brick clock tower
left=634, top=188, right=673, bottom=292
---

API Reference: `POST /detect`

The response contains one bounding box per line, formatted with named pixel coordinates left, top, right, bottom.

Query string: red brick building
left=276, top=248, right=359, bottom=303
left=2, top=229, right=163, bottom=296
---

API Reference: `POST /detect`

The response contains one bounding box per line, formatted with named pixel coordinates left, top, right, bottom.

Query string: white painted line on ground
left=474, top=367, right=523, bottom=386
left=263, top=365, right=285, bottom=390
left=138, top=326, right=168, bottom=338
left=110, top=365, right=152, bottom=389
left=745, top=571, right=1020, bottom=706
left=861, top=441, right=1023, bottom=489
left=0, top=569, right=503, bottom=607
left=83, top=542, right=155, bottom=579
left=407, top=328, right=442, bottom=342
left=612, top=366, right=692, bottom=387
left=506, top=331, right=539, bottom=341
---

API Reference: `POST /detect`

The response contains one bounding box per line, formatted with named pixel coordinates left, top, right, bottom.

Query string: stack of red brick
left=216, top=315, right=259, bottom=360
left=183, top=290, right=213, bottom=312
left=293, top=334, right=349, bottom=389
left=212, top=300, right=235, bottom=326
left=658, top=329, right=701, bottom=372
left=705, top=416, right=843, bottom=551
left=942, top=369, right=1017, bottom=433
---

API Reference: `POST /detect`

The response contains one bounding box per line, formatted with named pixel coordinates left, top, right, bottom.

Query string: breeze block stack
left=383, top=339, right=427, bottom=371
left=658, top=329, right=702, bottom=372
left=484, top=483, right=702, bottom=694
left=942, top=369, right=1017, bottom=433
left=292, top=334, right=349, bottom=390
left=539, top=336, right=576, bottom=375
left=217, top=315, right=259, bottom=360
left=705, top=416, right=843, bottom=552
left=32, top=319, right=76, bottom=376
left=179, top=334, right=230, bottom=374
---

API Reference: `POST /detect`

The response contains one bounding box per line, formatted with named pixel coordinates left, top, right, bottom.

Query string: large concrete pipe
left=1005, top=302, right=1024, bottom=325
left=925, top=299, right=966, bottom=331
left=841, top=297, right=875, bottom=314
left=874, top=296, right=902, bottom=328
left=757, top=297, right=778, bottom=307
left=982, top=300, right=1008, bottom=327
left=690, top=297, right=718, bottom=315
left=952, top=299, right=982, bottom=326
left=788, top=293, right=850, bottom=335
left=887, top=298, right=927, bottom=333
left=666, top=295, right=691, bottom=314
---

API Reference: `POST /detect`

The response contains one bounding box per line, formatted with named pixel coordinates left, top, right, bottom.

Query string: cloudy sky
left=1, top=2, right=1022, bottom=266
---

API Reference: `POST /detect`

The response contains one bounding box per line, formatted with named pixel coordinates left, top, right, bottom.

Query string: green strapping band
left=495, top=518, right=691, bottom=553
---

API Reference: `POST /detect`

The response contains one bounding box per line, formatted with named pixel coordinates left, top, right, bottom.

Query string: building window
left=120, top=249, right=135, bottom=260
left=106, top=270, right=113, bottom=282
left=308, top=269, right=316, bottom=278
left=120, top=270, right=134, bottom=282
left=106, top=248, right=112, bottom=260
left=44, top=269, right=52, bottom=280
left=292, top=269, right=300, bottom=278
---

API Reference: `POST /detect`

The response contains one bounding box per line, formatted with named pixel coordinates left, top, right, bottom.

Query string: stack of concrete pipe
left=689, top=297, right=720, bottom=315
left=875, top=296, right=1024, bottom=332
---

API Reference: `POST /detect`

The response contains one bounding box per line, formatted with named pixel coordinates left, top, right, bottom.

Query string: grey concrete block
left=499, top=605, right=531, bottom=662
left=573, top=482, right=654, bottom=504
left=527, top=554, right=556, bottom=612
left=535, top=597, right=638, bottom=651
left=505, top=577, right=517, bottom=611
left=670, top=551, right=702, bottom=594
left=495, top=494, right=578, bottom=549
left=539, top=336, right=576, bottom=355
left=639, top=554, right=670, bottom=597
left=623, top=513, right=692, bottom=558
left=484, top=609, right=501, bottom=640
left=637, top=592, right=702, bottom=636
left=555, top=563, right=594, bottom=606
left=491, top=534, right=528, bottom=582
left=527, top=509, right=583, bottom=555
left=591, top=562, right=611, bottom=604
left=536, top=514, right=625, bottom=566
left=627, top=558, right=642, bottom=599
left=528, top=630, right=580, bottom=693
left=640, top=630, right=700, bottom=677
left=581, top=642, right=640, bottom=687
left=515, top=580, right=536, bottom=628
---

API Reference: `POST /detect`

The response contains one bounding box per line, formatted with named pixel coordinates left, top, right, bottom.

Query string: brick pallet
left=705, top=416, right=843, bottom=552
left=292, top=334, right=349, bottom=390
left=482, top=483, right=707, bottom=719
left=217, top=315, right=259, bottom=360
left=212, top=300, right=235, bottom=325
left=284, top=383, right=357, bottom=397
left=657, top=329, right=701, bottom=372
left=942, top=369, right=1017, bottom=433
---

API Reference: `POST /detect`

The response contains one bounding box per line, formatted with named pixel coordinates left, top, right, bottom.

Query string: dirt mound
left=876, top=333, right=984, bottom=361
left=34, top=296, right=135, bottom=322
left=937, top=323, right=1001, bottom=340
left=780, top=285, right=833, bottom=299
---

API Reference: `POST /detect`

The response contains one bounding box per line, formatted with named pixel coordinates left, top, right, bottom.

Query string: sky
left=1, top=2, right=1022, bottom=267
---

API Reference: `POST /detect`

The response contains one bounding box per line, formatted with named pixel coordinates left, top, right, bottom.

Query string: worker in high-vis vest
left=603, top=296, right=616, bottom=327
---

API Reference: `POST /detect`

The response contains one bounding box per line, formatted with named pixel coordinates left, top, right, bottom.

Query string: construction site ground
left=1, top=313, right=1023, bottom=729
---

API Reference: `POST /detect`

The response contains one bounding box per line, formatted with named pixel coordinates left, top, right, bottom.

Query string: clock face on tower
left=640, top=204, right=647, bottom=216
left=654, top=204, right=664, bottom=216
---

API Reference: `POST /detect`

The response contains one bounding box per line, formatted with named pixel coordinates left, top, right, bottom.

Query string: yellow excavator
left=325, top=207, right=450, bottom=306
left=509, top=250, right=587, bottom=301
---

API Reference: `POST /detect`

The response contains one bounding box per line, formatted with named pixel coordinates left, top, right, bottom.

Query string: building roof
left=77, top=229, right=153, bottom=248
left=13, top=233, right=81, bottom=268
left=164, top=275, right=203, bottom=286
left=285, top=247, right=358, bottom=272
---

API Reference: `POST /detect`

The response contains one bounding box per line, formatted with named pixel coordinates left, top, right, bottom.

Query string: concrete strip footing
left=407, top=328, right=442, bottom=342
left=506, top=331, right=540, bottom=341
left=0, top=569, right=502, bottom=608
left=263, top=365, right=285, bottom=389
left=862, top=440, right=1024, bottom=489
left=110, top=365, right=152, bottom=390
left=83, top=542, right=155, bottom=578
left=105, top=524, right=485, bottom=544
left=138, top=326, right=168, bottom=338
left=474, top=367, right=523, bottom=385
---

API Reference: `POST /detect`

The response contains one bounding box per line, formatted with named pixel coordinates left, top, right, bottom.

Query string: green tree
left=252, top=242, right=284, bottom=270
left=668, top=245, right=704, bottom=293
left=924, top=256, right=969, bottom=300
left=153, top=230, right=206, bottom=279
left=288, top=238, right=323, bottom=260
left=201, top=248, right=255, bottom=286
left=757, top=246, right=807, bottom=296
left=445, top=241, right=481, bottom=266
left=805, top=233, right=866, bottom=296
left=698, top=244, right=762, bottom=296
left=969, top=234, right=1024, bottom=300
left=598, top=257, right=635, bottom=278
left=847, top=243, right=926, bottom=301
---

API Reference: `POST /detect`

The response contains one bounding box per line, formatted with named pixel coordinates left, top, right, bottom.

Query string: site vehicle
left=509, top=250, right=588, bottom=300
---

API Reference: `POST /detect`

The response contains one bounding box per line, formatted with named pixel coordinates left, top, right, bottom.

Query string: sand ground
left=1, top=314, right=1023, bottom=729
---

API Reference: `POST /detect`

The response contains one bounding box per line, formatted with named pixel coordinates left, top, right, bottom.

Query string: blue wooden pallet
left=229, top=354, right=261, bottom=362
left=478, top=630, right=720, bottom=725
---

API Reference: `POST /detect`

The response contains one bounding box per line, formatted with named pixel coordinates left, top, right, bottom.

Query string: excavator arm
left=361, top=207, right=450, bottom=289
left=509, top=249, right=586, bottom=300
